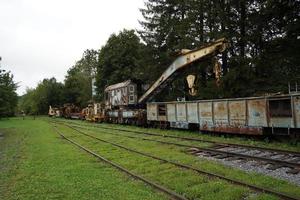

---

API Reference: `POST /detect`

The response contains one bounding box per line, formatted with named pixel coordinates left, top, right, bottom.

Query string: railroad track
left=61, top=120, right=300, bottom=157
left=58, top=121, right=300, bottom=174
left=53, top=121, right=300, bottom=200
left=69, top=123, right=300, bottom=174
left=52, top=125, right=188, bottom=200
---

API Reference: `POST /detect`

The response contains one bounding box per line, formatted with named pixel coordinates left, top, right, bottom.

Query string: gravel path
left=196, top=152, right=300, bottom=186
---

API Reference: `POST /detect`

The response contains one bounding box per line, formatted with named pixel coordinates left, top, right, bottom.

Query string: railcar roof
left=147, top=92, right=300, bottom=104
left=104, top=80, right=133, bottom=92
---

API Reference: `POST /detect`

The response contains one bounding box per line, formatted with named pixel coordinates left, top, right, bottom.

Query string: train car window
left=129, top=85, right=134, bottom=92
left=269, top=99, right=292, bottom=117
left=158, top=104, right=166, bottom=116
left=129, top=95, right=134, bottom=101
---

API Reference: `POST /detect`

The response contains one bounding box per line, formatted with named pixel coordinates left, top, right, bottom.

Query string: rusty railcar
left=147, top=93, right=300, bottom=135
left=104, top=80, right=138, bottom=109
left=104, top=80, right=146, bottom=125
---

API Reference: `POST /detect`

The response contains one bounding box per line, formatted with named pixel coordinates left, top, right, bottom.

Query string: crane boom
left=138, top=38, right=228, bottom=104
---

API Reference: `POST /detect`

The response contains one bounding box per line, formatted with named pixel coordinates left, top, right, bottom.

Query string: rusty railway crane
left=104, top=38, right=228, bottom=125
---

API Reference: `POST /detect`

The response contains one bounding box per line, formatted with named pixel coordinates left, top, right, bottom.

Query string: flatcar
left=147, top=93, right=300, bottom=136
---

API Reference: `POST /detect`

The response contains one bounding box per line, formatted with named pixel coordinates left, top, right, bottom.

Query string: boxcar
left=147, top=93, right=300, bottom=135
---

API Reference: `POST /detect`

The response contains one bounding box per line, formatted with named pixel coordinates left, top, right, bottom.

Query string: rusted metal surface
left=187, top=103, right=198, bottom=123
left=138, top=38, right=228, bottom=104
left=147, top=104, right=158, bottom=121
left=167, top=103, right=176, bottom=122
left=199, top=102, right=214, bottom=130
left=176, top=103, right=187, bottom=122
left=105, top=80, right=137, bottom=108
left=269, top=98, right=293, bottom=128
left=293, top=96, right=300, bottom=128
left=228, top=100, right=247, bottom=127
left=147, top=93, right=300, bottom=135
left=247, top=99, right=268, bottom=127
left=104, top=80, right=132, bottom=92
left=213, top=101, right=229, bottom=127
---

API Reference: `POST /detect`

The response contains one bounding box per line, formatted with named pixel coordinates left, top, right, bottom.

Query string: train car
left=48, top=106, right=61, bottom=117
left=104, top=80, right=138, bottom=109
left=85, top=103, right=106, bottom=122
left=104, top=80, right=146, bottom=125
left=62, top=103, right=82, bottom=119
left=147, top=93, right=300, bottom=136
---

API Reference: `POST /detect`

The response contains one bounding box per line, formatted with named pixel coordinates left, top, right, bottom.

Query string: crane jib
left=138, top=38, right=228, bottom=104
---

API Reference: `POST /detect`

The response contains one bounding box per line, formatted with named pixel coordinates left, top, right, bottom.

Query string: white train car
left=147, top=93, right=300, bottom=135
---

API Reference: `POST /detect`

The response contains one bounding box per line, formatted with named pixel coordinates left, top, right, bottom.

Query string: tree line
left=17, top=0, right=299, bottom=115
left=0, top=66, right=18, bottom=118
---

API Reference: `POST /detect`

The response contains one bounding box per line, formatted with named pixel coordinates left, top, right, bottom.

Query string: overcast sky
left=0, top=0, right=144, bottom=95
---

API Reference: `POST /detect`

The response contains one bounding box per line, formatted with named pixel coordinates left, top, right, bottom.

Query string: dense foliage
left=0, top=68, right=18, bottom=117
left=95, top=29, right=150, bottom=99
left=19, top=1, right=299, bottom=114
left=64, top=49, right=98, bottom=107
left=19, top=78, right=64, bottom=115
left=139, top=0, right=300, bottom=99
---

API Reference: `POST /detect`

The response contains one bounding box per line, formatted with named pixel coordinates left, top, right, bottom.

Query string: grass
left=1, top=117, right=299, bottom=200
left=63, top=119, right=300, bottom=152
left=54, top=119, right=300, bottom=199
left=0, top=118, right=168, bottom=200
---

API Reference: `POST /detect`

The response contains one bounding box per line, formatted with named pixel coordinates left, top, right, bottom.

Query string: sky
left=0, top=0, right=144, bottom=95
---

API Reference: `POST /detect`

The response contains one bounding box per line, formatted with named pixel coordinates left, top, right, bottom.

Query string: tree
left=19, top=78, right=64, bottom=115
left=0, top=67, right=18, bottom=117
left=64, top=49, right=98, bottom=106
left=96, top=29, right=148, bottom=99
left=139, top=0, right=300, bottom=99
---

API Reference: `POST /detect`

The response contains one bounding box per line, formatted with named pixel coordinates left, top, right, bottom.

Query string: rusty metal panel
left=199, top=102, right=213, bottom=130
left=247, top=99, right=267, bottom=127
left=269, top=118, right=293, bottom=128
left=187, top=103, right=198, bottom=123
left=147, top=104, right=158, bottom=121
left=229, top=100, right=246, bottom=126
left=108, top=111, right=118, bottom=118
left=213, top=101, right=229, bottom=126
left=167, top=103, right=176, bottom=122
left=158, top=116, right=167, bottom=121
left=176, top=103, right=187, bottom=122
left=293, top=96, right=300, bottom=128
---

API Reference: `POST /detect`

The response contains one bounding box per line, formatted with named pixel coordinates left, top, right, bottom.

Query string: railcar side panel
left=176, top=103, right=187, bottom=122
left=167, top=103, right=176, bottom=122
left=199, top=102, right=214, bottom=131
left=187, top=103, right=198, bottom=123
left=268, top=98, right=293, bottom=128
left=158, top=104, right=167, bottom=121
left=247, top=99, right=267, bottom=127
left=147, top=104, right=158, bottom=121
left=228, top=100, right=246, bottom=126
left=213, top=101, right=229, bottom=130
left=293, top=96, right=300, bottom=128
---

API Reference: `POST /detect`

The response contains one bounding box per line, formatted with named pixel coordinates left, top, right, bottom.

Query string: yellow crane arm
left=138, top=38, right=228, bottom=104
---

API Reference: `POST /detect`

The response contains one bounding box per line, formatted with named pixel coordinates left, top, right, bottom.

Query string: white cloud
left=0, top=0, right=144, bottom=95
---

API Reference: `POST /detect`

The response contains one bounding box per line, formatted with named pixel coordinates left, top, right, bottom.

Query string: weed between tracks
left=1, top=117, right=299, bottom=200
left=67, top=119, right=300, bottom=153
left=0, top=118, right=168, bottom=200
left=55, top=120, right=300, bottom=200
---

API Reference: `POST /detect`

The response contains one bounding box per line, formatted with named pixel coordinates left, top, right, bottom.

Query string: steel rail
left=58, top=122, right=300, bottom=200
left=52, top=125, right=188, bottom=200
left=67, top=123, right=300, bottom=170
left=59, top=120, right=300, bottom=157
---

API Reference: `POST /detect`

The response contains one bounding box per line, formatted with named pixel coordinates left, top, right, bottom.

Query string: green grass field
left=1, top=117, right=299, bottom=200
